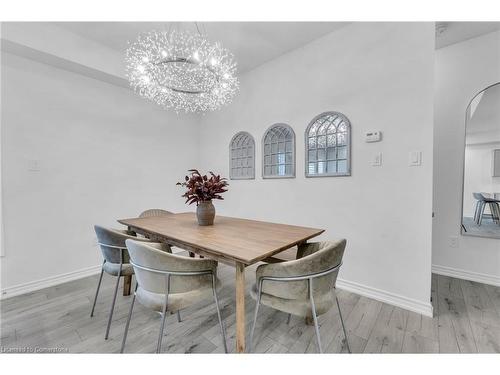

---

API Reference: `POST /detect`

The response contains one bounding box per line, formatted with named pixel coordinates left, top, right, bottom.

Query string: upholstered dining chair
left=139, top=208, right=174, bottom=218
left=92, top=225, right=154, bottom=339
left=249, top=239, right=350, bottom=353
left=139, top=208, right=188, bottom=320
left=121, top=239, right=227, bottom=354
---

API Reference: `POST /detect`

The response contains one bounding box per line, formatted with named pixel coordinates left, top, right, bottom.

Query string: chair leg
left=478, top=201, right=486, bottom=226
left=156, top=276, right=170, bottom=353
left=105, top=266, right=122, bottom=340
left=309, top=278, right=322, bottom=353
left=177, top=310, right=182, bottom=323
left=90, top=261, right=105, bottom=317
left=286, top=313, right=291, bottom=325
left=475, top=201, right=482, bottom=224
left=335, top=292, right=351, bottom=353
left=212, top=276, right=228, bottom=353
left=491, top=203, right=500, bottom=224
left=249, top=281, right=263, bottom=353
left=120, top=283, right=138, bottom=353
left=473, top=201, right=481, bottom=223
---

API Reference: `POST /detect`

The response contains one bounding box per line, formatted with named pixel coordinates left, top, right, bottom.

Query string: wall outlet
left=449, top=236, right=458, bottom=248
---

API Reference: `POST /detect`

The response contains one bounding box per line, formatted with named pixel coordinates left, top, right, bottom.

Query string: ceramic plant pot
left=196, top=200, right=216, bottom=226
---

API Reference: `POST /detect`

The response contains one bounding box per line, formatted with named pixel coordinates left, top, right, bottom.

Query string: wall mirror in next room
left=461, top=82, right=500, bottom=239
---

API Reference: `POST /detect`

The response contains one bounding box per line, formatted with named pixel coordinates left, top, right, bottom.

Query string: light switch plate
left=409, top=151, right=422, bottom=166
left=372, top=152, right=382, bottom=166
left=28, top=159, right=41, bottom=172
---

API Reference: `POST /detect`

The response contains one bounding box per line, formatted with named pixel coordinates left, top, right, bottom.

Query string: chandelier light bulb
left=125, top=29, right=239, bottom=113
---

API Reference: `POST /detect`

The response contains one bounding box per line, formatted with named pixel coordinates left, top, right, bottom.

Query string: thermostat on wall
left=365, top=131, right=382, bottom=143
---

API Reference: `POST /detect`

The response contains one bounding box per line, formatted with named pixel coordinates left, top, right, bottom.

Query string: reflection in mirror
left=461, top=82, right=500, bottom=238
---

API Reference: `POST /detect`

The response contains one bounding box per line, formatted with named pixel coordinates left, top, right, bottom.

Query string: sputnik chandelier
left=125, top=25, right=239, bottom=113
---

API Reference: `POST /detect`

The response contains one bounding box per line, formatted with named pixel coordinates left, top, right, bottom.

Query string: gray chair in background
left=92, top=225, right=153, bottom=339
left=137, top=209, right=196, bottom=258
left=135, top=209, right=173, bottom=238
left=139, top=209, right=174, bottom=218
left=249, top=239, right=350, bottom=353
left=121, top=239, right=227, bottom=353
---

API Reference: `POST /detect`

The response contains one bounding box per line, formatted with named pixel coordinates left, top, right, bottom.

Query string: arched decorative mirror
left=461, top=82, right=500, bottom=239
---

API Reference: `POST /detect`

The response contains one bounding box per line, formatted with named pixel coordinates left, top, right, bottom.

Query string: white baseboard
left=432, top=264, right=500, bottom=287
left=1, top=248, right=187, bottom=300
left=1, top=264, right=102, bottom=300
left=1, top=258, right=436, bottom=319
left=336, top=278, right=433, bottom=317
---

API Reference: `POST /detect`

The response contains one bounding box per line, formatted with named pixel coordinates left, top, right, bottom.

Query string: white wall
left=1, top=22, right=438, bottom=316
left=198, top=23, right=435, bottom=315
left=433, top=31, right=500, bottom=284
left=0, top=51, right=198, bottom=295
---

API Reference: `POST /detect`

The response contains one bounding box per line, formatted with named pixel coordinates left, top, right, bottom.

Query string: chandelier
left=125, top=27, right=239, bottom=113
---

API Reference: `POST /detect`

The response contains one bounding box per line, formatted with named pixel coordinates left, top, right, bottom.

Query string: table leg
left=123, top=275, right=132, bottom=296
left=235, top=262, right=246, bottom=353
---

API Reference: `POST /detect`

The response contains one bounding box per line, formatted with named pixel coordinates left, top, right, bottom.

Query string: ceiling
left=435, top=21, right=500, bottom=49
left=50, top=22, right=500, bottom=73
left=54, top=22, right=349, bottom=74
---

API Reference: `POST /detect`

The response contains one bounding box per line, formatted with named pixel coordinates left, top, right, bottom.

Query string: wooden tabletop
left=118, top=212, right=324, bottom=265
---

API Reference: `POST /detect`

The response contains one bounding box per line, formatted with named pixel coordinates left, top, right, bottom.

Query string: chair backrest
left=473, top=192, right=486, bottom=201
left=257, top=239, right=346, bottom=300
left=94, top=225, right=148, bottom=264
left=126, top=239, right=217, bottom=294
left=139, top=209, right=173, bottom=218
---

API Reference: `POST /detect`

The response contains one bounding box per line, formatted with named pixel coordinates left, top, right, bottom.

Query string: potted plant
left=176, top=169, right=229, bottom=226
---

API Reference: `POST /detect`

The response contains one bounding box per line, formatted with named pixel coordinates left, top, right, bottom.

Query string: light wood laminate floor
left=1, top=258, right=500, bottom=353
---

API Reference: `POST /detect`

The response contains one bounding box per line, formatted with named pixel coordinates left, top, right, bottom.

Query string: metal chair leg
left=212, top=275, right=228, bottom=353
left=249, top=280, right=263, bottom=353
left=491, top=203, right=498, bottom=223
left=335, top=292, right=351, bottom=353
left=120, top=283, right=138, bottom=353
left=105, top=264, right=122, bottom=340
left=90, top=261, right=105, bottom=317
left=177, top=310, right=182, bottom=323
left=309, top=278, right=322, bottom=353
left=478, top=202, right=486, bottom=226
left=156, top=275, right=170, bottom=353
left=474, top=201, right=481, bottom=223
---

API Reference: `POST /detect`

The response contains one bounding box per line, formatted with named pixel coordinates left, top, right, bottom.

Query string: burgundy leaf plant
left=176, top=169, right=229, bottom=206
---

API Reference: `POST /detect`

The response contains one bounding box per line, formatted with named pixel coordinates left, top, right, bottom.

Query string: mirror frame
left=460, top=81, right=500, bottom=239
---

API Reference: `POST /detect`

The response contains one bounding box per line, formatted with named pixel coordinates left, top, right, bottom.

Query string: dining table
left=118, top=212, right=324, bottom=353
